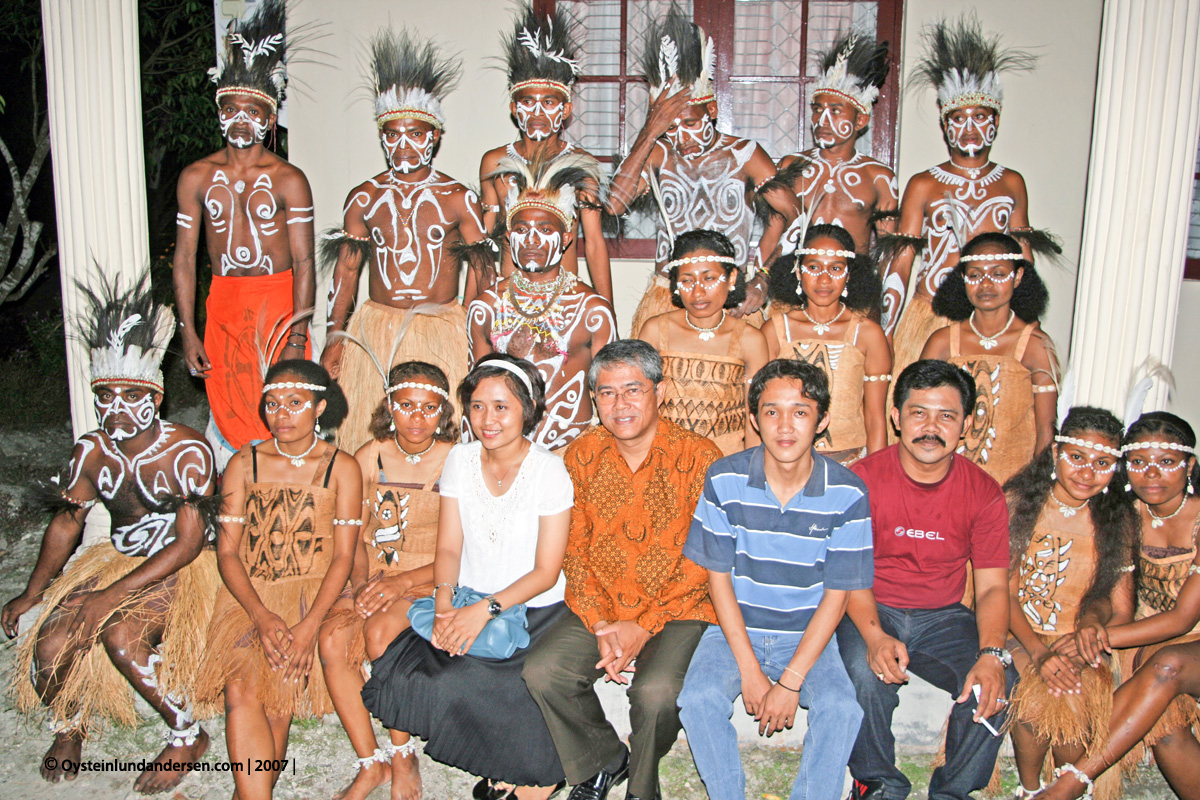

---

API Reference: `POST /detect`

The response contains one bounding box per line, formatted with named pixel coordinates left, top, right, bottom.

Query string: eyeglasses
left=595, top=385, right=650, bottom=404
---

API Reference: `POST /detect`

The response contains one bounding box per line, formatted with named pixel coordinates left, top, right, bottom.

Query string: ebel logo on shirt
left=894, top=525, right=945, bottom=541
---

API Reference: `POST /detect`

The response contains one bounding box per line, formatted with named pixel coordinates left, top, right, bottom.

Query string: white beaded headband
left=1054, top=435, right=1122, bottom=458
left=960, top=253, right=1023, bottom=262
left=797, top=247, right=856, bottom=259
left=263, top=380, right=325, bottom=395
left=666, top=255, right=739, bottom=269
left=481, top=359, right=534, bottom=397
left=386, top=380, right=450, bottom=400
left=1121, top=441, right=1196, bottom=455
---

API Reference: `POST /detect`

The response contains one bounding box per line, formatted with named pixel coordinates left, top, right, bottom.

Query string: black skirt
left=361, top=601, right=567, bottom=787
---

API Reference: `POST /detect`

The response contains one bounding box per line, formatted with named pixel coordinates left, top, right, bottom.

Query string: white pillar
left=1069, top=0, right=1200, bottom=412
left=42, top=0, right=149, bottom=540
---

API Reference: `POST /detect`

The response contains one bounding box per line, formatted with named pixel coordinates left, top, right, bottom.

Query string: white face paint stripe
left=383, top=130, right=436, bottom=173
left=176, top=213, right=193, bottom=228
left=286, top=216, right=313, bottom=225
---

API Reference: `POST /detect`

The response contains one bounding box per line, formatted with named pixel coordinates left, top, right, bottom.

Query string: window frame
left=1187, top=157, right=1200, bottom=280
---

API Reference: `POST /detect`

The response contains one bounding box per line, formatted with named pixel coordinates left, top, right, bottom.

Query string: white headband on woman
left=1121, top=440, right=1196, bottom=455
left=1054, top=435, right=1122, bottom=458
left=482, top=359, right=534, bottom=397
left=386, top=380, right=450, bottom=400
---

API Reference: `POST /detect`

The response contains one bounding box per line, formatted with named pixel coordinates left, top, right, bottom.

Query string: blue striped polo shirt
left=684, top=446, right=874, bottom=634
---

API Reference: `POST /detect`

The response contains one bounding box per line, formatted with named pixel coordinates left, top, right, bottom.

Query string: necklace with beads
left=948, top=158, right=992, bottom=181
left=802, top=303, right=846, bottom=336
left=275, top=436, right=319, bottom=468
left=1050, top=490, right=1089, bottom=518
left=396, top=436, right=436, bottom=465
left=968, top=310, right=1015, bottom=351
left=1148, top=495, right=1189, bottom=528
left=508, top=270, right=575, bottom=320
left=684, top=309, right=725, bottom=341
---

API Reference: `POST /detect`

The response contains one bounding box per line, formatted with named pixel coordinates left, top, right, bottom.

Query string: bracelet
left=333, top=518, right=363, bottom=526
left=217, top=514, right=245, bottom=524
left=433, top=582, right=457, bottom=593
left=783, top=666, right=805, bottom=683
left=863, top=374, right=893, bottom=382
left=775, top=681, right=801, bottom=693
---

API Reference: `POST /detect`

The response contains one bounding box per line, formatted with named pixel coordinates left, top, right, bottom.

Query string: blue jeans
left=678, top=625, right=862, bottom=800
left=836, top=603, right=1018, bottom=800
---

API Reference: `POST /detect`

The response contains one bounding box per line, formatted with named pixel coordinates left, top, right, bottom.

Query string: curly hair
left=259, top=359, right=349, bottom=431
left=932, top=231, right=1049, bottom=323
left=1124, top=411, right=1200, bottom=494
left=667, top=229, right=746, bottom=310
left=1003, top=406, right=1139, bottom=616
left=768, top=224, right=881, bottom=317
left=367, top=361, right=459, bottom=443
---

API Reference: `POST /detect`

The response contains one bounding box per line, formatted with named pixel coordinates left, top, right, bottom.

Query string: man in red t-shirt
left=838, top=360, right=1015, bottom=800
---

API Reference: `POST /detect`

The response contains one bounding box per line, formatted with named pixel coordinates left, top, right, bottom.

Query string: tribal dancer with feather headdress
left=5, top=273, right=219, bottom=794
left=321, top=27, right=489, bottom=455
left=174, top=0, right=316, bottom=471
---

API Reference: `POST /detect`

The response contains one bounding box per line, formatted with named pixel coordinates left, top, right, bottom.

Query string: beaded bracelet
left=217, top=514, right=246, bottom=524
left=433, top=582, right=457, bottom=594
left=333, top=518, right=363, bottom=526
left=1033, top=385, right=1058, bottom=393
left=321, top=228, right=370, bottom=242
left=483, top=204, right=501, bottom=213
left=863, top=374, right=892, bottom=382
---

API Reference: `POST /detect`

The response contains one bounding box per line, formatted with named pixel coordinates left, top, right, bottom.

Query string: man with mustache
left=173, top=0, right=315, bottom=471
left=838, top=359, right=1016, bottom=800
left=479, top=3, right=612, bottom=303
left=321, top=29, right=489, bottom=454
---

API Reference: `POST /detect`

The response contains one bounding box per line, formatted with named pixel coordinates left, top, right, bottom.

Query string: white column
left=41, top=0, right=149, bottom=541
left=1069, top=0, right=1200, bottom=412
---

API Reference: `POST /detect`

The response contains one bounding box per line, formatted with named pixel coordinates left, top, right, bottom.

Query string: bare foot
left=40, top=732, right=83, bottom=783
left=333, top=758, right=390, bottom=800
left=133, top=726, right=210, bottom=794
left=1036, top=773, right=1089, bottom=800
left=391, top=751, right=422, bottom=800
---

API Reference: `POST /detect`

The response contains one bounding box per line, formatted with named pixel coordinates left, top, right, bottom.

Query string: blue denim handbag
left=406, top=585, right=530, bottom=660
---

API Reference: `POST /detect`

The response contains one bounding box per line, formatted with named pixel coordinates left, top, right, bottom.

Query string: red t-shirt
left=852, top=445, right=1009, bottom=609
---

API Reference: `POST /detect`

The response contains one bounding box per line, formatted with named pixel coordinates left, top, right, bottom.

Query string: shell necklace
left=802, top=303, right=846, bottom=335
left=1148, top=495, right=1188, bottom=529
left=685, top=309, right=725, bottom=341
left=1050, top=490, right=1089, bottom=518
left=275, top=436, right=319, bottom=468
left=968, top=310, right=1015, bottom=351
left=396, top=436, right=436, bottom=465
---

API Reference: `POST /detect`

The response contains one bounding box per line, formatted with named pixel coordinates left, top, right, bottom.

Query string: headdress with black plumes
left=913, top=15, right=1035, bottom=120
left=492, top=149, right=607, bottom=230
left=810, top=31, right=890, bottom=116
left=372, top=27, right=462, bottom=131
left=641, top=4, right=714, bottom=105
left=504, top=3, right=583, bottom=100
left=74, top=271, right=174, bottom=393
left=212, top=0, right=289, bottom=113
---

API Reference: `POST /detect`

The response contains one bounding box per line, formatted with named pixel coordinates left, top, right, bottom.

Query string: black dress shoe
left=846, top=778, right=887, bottom=800
left=474, top=778, right=508, bottom=800
left=623, top=792, right=660, bottom=800
left=566, top=747, right=630, bottom=800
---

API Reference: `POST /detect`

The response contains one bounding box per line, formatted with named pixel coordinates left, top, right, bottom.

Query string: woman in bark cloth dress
left=636, top=229, right=768, bottom=456
left=762, top=223, right=891, bottom=465
left=362, top=353, right=572, bottom=800
left=318, top=360, right=458, bottom=800
left=1034, top=411, right=1200, bottom=800
left=1002, top=407, right=1138, bottom=800
left=194, top=359, right=362, bottom=799
left=922, top=231, right=1059, bottom=486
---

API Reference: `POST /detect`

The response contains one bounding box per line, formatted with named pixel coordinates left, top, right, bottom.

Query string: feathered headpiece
left=810, top=32, right=890, bottom=116
left=913, top=16, right=1035, bottom=120
left=492, top=150, right=606, bottom=229
left=641, top=4, right=714, bottom=105
left=372, top=28, right=462, bottom=131
left=504, top=3, right=583, bottom=100
left=74, top=272, right=174, bottom=393
left=212, top=0, right=289, bottom=113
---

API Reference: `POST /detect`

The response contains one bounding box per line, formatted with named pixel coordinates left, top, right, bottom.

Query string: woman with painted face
left=922, top=231, right=1059, bottom=485
left=636, top=229, right=769, bottom=455
left=1034, top=412, right=1200, bottom=800
left=763, top=224, right=891, bottom=465
left=1001, top=407, right=1137, bottom=800
left=195, top=359, right=362, bottom=800
left=362, top=354, right=572, bottom=800
left=318, top=361, right=458, bottom=800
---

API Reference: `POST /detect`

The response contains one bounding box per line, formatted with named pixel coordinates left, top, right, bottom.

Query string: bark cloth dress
left=657, top=316, right=748, bottom=457
left=361, top=441, right=572, bottom=786
left=772, top=310, right=881, bottom=466
left=1009, top=500, right=1127, bottom=800
left=195, top=445, right=354, bottom=718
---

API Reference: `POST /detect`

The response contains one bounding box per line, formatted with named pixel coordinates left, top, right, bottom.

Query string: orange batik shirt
left=561, top=418, right=721, bottom=634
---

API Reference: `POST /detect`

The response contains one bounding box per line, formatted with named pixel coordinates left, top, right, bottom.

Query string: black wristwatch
left=485, top=596, right=502, bottom=619
left=978, top=647, right=1013, bottom=667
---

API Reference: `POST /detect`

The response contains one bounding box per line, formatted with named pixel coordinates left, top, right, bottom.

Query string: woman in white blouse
left=362, top=353, right=572, bottom=800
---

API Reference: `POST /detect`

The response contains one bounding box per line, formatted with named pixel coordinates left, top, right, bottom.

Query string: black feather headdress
left=212, top=0, right=289, bottom=112
left=373, top=27, right=462, bottom=130
left=913, top=15, right=1035, bottom=119
left=640, top=4, right=714, bottom=104
left=73, top=270, right=174, bottom=393
left=810, top=32, right=890, bottom=115
left=504, top=3, right=582, bottom=99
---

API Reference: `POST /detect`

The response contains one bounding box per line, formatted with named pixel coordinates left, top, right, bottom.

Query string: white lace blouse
left=440, top=441, right=572, bottom=607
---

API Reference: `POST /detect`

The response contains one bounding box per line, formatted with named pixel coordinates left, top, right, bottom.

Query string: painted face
left=943, top=105, right=999, bottom=158
left=94, top=384, right=159, bottom=441
left=798, top=236, right=850, bottom=307
left=508, top=207, right=568, bottom=273
left=389, top=381, right=444, bottom=449
left=594, top=364, right=661, bottom=444
left=1126, top=437, right=1197, bottom=508
left=1055, top=432, right=1121, bottom=502
left=674, top=251, right=732, bottom=316
left=218, top=95, right=272, bottom=148
left=512, top=88, right=569, bottom=141
left=468, top=375, right=526, bottom=451
left=751, top=377, right=828, bottom=465
left=962, top=252, right=1022, bottom=312
left=380, top=118, right=439, bottom=174
left=811, top=93, right=863, bottom=149
left=892, top=385, right=968, bottom=467
left=262, top=378, right=322, bottom=442
left=665, top=103, right=717, bottom=157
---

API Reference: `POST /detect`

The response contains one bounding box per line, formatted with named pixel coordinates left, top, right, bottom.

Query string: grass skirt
left=10, top=542, right=219, bottom=734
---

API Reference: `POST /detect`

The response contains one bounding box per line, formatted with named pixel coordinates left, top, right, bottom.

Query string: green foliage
left=0, top=312, right=70, bottom=431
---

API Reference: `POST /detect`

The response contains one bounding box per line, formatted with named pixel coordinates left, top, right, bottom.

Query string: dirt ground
left=0, top=420, right=1178, bottom=799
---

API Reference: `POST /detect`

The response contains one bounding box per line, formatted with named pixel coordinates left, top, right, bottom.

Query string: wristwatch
left=978, top=646, right=1013, bottom=667
left=485, top=596, right=502, bottom=619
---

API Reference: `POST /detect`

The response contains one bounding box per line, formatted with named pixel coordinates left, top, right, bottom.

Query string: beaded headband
left=262, top=380, right=325, bottom=394
left=797, top=247, right=856, bottom=259
left=386, top=380, right=450, bottom=400
left=1121, top=441, right=1197, bottom=455
left=480, top=360, right=534, bottom=397
left=666, top=254, right=739, bottom=269
left=811, top=87, right=870, bottom=116
left=376, top=107, right=444, bottom=130
left=506, top=197, right=572, bottom=228
left=940, top=92, right=1001, bottom=120
left=1054, top=435, right=1122, bottom=458
left=216, top=86, right=278, bottom=113
left=960, top=252, right=1022, bottom=262
left=510, top=78, right=571, bottom=100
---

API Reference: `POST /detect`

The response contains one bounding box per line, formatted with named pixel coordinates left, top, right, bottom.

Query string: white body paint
left=95, top=391, right=157, bottom=440
left=204, top=169, right=278, bottom=275
left=919, top=165, right=1014, bottom=298
left=219, top=109, right=269, bottom=147
left=382, top=131, right=436, bottom=173
left=781, top=151, right=899, bottom=254
left=946, top=115, right=998, bottom=157
left=509, top=228, right=564, bottom=272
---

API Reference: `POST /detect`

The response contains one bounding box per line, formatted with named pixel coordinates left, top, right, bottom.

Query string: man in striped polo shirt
left=679, top=359, right=874, bottom=800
